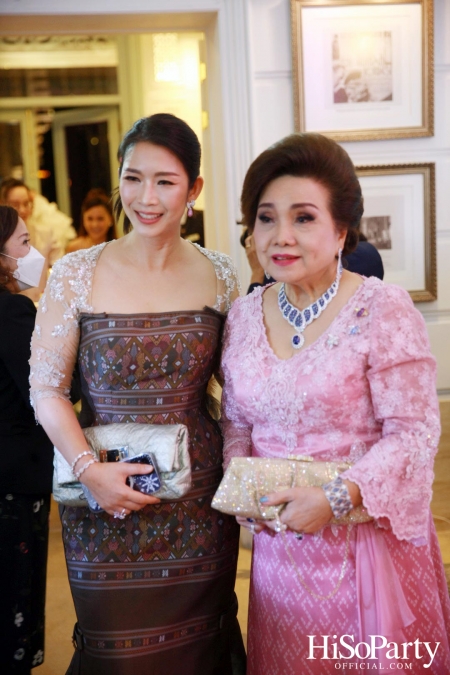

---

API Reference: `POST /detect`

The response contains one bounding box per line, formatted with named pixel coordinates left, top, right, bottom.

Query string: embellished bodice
left=29, top=242, right=240, bottom=413
left=221, top=278, right=441, bottom=543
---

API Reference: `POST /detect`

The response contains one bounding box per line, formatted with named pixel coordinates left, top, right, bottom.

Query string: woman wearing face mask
left=0, top=178, right=74, bottom=262
left=29, top=114, right=245, bottom=675
left=0, top=205, right=52, bottom=674
left=66, top=189, right=117, bottom=253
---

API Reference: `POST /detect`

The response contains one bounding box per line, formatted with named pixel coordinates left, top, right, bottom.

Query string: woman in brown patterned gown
left=29, top=114, right=244, bottom=675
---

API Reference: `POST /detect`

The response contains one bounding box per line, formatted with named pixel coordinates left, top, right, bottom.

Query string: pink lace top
left=221, top=278, right=440, bottom=544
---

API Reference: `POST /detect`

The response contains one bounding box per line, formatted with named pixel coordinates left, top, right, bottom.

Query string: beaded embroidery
left=29, top=242, right=240, bottom=412
left=192, top=243, right=241, bottom=312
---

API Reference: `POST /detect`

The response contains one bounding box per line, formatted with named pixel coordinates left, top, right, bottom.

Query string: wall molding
left=437, top=390, right=450, bottom=399
left=420, top=311, right=450, bottom=321
left=345, top=148, right=450, bottom=159
left=254, top=70, right=292, bottom=79
left=216, top=0, right=253, bottom=267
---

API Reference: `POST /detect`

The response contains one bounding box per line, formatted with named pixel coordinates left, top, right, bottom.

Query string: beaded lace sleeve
left=192, top=244, right=241, bottom=312
left=220, top=297, right=253, bottom=469
left=29, top=245, right=105, bottom=416
left=342, top=284, right=440, bottom=544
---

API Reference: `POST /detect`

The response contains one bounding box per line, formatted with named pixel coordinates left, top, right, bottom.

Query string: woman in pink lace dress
left=221, top=134, right=450, bottom=674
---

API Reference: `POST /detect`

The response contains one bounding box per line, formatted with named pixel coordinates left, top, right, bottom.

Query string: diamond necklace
left=277, top=255, right=343, bottom=350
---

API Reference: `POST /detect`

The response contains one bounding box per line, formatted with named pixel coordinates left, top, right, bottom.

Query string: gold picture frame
left=356, top=163, right=436, bottom=302
left=291, top=0, right=434, bottom=141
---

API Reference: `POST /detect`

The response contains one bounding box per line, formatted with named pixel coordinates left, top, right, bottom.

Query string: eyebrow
left=122, top=167, right=181, bottom=177
left=257, top=202, right=319, bottom=209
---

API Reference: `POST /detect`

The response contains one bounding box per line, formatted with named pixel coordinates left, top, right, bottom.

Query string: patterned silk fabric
left=221, top=279, right=450, bottom=674
left=28, top=243, right=243, bottom=674
left=61, top=310, right=241, bottom=673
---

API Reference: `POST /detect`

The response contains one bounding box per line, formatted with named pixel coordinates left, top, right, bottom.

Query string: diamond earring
left=337, top=248, right=343, bottom=278
left=186, top=200, right=195, bottom=217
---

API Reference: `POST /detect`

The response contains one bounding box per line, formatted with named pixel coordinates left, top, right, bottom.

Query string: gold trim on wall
left=291, top=0, right=434, bottom=141
left=356, top=163, right=436, bottom=302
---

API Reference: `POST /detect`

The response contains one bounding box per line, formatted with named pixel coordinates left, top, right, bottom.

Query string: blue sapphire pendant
left=292, top=333, right=304, bottom=349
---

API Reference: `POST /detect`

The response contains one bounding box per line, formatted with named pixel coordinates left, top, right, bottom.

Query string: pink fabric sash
left=356, top=523, right=416, bottom=651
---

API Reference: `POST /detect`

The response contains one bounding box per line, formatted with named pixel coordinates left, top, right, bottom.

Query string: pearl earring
left=187, top=200, right=195, bottom=217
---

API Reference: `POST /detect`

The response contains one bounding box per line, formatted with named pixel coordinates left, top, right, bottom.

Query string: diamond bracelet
left=322, top=476, right=353, bottom=519
left=74, top=457, right=99, bottom=481
left=71, top=450, right=95, bottom=474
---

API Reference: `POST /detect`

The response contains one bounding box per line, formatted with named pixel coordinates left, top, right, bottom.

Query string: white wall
left=140, top=32, right=205, bottom=210
left=247, top=0, right=450, bottom=392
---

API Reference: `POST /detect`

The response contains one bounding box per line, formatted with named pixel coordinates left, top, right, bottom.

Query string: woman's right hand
left=80, top=460, right=161, bottom=516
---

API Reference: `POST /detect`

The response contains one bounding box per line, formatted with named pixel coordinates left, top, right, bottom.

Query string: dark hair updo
left=114, top=113, right=201, bottom=234
left=0, top=204, right=19, bottom=292
left=240, top=133, right=363, bottom=255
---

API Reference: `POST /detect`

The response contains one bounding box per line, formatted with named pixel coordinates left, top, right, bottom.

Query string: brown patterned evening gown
left=61, top=309, right=244, bottom=675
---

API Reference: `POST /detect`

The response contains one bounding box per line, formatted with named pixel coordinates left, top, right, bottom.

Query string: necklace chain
left=277, top=256, right=343, bottom=350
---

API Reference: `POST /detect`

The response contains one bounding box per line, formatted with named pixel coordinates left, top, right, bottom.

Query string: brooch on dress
left=349, top=307, right=369, bottom=336
left=326, top=334, right=339, bottom=348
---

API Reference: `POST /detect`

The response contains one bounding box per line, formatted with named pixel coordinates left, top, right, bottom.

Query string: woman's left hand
left=262, top=486, right=333, bottom=535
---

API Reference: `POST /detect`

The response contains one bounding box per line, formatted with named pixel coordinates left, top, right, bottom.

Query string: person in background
left=0, top=205, right=53, bottom=674
left=242, top=227, right=384, bottom=294
left=0, top=178, right=73, bottom=266
left=66, top=189, right=116, bottom=253
left=221, top=133, right=450, bottom=673
left=29, top=190, right=76, bottom=255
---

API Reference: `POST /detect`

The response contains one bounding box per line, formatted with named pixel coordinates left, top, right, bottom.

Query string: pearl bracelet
left=322, top=476, right=353, bottom=519
left=74, top=457, right=99, bottom=481
left=71, top=450, right=95, bottom=474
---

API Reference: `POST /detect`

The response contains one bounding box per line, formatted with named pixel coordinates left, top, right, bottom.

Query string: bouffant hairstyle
left=0, top=205, right=19, bottom=293
left=114, top=113, right=201, bottom=234
left=240, top=133, right=363, bottom=255
left=79, top=188, right=116, bottom=241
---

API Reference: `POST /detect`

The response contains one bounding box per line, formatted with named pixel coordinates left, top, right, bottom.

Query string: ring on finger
left=274, top=516, right=287, bottom=534
left=250, top=523, right=256, bottom=535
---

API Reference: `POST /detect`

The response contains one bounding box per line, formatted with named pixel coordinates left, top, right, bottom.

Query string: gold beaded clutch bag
left=212, top=455, right=372, bottom=525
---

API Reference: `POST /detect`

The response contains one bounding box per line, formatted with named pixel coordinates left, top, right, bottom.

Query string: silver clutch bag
left=212, top=456, right=372, bottom=525
left=53, top=423, right=190, bottom=506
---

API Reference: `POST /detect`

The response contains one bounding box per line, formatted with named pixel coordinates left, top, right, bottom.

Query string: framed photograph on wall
left=356, top=163, right=436, bottom=301
left=291, top=0, right=434, bottom=141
